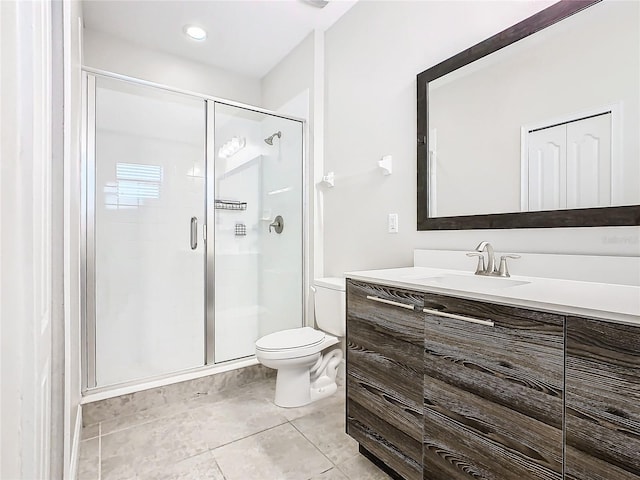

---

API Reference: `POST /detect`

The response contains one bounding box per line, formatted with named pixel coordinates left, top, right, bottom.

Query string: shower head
left=264, top=131, right=282, bottom=145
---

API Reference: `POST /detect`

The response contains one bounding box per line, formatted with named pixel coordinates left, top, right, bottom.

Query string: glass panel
left=94, top=77, right=206, bottom=386
left=213, top=103, right=303, bottom=363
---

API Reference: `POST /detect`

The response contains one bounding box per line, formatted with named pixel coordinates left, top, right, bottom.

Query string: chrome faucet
left=475, top=241, right=496, bottom=275
left=466, top=241, right=520, bottom=277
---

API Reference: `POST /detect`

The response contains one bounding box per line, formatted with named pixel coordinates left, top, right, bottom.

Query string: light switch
left=388, top=213, right=398, bottom=233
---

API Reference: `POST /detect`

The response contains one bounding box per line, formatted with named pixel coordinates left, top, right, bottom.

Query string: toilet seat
left=255, top=327, right=338, bottom=360
left=256, top=327, right=325, bottom=351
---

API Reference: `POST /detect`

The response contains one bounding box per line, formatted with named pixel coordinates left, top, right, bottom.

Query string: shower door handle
left=190, top=217, right=198, bottom=250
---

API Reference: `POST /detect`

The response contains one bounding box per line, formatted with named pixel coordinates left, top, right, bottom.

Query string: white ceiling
left=82, top=0, right=358, bottom=78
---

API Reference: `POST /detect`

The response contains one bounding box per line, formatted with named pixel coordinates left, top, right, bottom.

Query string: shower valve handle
left=269, top=215, right=284, bottom=234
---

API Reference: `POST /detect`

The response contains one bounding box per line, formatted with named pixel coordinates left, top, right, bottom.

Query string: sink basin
left=415, top=274, right=530, bottom=290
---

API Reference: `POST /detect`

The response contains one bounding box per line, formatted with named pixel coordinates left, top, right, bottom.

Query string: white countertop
left=345, top=266, right=640, bottom=326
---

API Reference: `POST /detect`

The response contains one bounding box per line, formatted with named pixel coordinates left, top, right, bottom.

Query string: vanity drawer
left=347, top=280, right=424, bottom=338
left=346, top=279, right=424, bottom=480
left=422, top=293, right=564, bottom=480
left=347, top=281, right=423, bottom=397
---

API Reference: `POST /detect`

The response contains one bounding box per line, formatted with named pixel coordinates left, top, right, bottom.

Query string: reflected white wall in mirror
left=428, top=0, right=639, bottom=218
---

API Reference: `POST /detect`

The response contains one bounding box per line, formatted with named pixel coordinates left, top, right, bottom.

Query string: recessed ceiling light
left=184, top=25, right=207, bottom=41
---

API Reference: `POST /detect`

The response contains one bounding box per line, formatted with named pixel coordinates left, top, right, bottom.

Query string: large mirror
left=417, top=0, right=640, bottom=230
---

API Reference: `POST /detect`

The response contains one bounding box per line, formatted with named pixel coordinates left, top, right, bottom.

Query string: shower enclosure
left=83, top=72, right=305, bottom=390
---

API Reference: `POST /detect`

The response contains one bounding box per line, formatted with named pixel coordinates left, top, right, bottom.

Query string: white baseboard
left=66, top=405, right=82, bottom=480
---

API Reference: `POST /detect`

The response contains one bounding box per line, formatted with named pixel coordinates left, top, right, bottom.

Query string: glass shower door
left=211, top=102, right=304, bottom=363
left=91, top=76, right=206, bottom=387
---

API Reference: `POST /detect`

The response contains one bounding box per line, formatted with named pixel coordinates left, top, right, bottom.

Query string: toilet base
left=274, top=367, right=313, bottom=408
left=273, top=348, right=343, bottom=408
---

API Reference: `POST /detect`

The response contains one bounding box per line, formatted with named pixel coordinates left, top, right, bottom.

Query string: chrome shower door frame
left=205, top=101, right=215, bottom=363
left=81, top=69, right=308, bottom=392
left=81, top=72, right=96, bottom=389
left=205, top=99, right=308, bottom=365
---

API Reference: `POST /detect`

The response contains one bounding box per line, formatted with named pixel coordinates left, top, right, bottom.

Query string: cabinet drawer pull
left=366, top=295, right=416, bottom=310
left=422, top=308, right=494, bottom=327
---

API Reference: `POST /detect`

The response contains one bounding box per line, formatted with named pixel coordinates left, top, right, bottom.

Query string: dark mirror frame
left=417, top=0, right=640, bottom=230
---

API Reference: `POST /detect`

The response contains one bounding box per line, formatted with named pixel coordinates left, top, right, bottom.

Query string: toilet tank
left=314, top=277, right=346, bottom=337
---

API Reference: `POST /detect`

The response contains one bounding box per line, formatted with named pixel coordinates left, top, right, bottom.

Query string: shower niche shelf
left=215, top=199, right=247, bottom=211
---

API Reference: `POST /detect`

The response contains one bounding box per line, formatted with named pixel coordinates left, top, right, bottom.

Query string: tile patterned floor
left=78, top=379, right=392, bottom=480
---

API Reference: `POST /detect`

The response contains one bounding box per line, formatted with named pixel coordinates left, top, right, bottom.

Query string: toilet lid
left=256, top=327, right=325, bottom=351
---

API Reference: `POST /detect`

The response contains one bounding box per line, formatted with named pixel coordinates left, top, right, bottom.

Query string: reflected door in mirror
left=525, top=112, right=611, bottom=211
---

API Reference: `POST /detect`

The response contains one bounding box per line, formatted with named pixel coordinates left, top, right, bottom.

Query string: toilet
left=255, top=277, right=345, bottom=408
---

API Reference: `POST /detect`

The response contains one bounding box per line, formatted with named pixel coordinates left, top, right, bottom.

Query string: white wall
left=1, top=1, right=57, bottom=477
left=63, top=1, right=83, bottom=477
left=1, top=4, right=23, bottom=476
left=2, top=2, right=84, bottom=478
left=323, top=0, right=640, bottom=277
left=83, top=29, right=261, bottom=106
left=51, top=2, right=65, bottom=478
left=261, top=33, right=314, bottom=114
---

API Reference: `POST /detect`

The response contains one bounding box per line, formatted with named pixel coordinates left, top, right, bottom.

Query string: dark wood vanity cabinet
left=346, top=279, right=639, bottom=480
left=565, top=316, right=640, bottom=480
left=422, top=294, right=564, bottom=480
left=346, top=279, right=424, bottom=480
